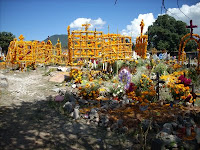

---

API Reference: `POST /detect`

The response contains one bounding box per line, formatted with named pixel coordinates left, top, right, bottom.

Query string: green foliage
left=185, top=40, right=198, bottom=52
left=132, top=42, right=135, bottom=50
left=0, top=32, right=15, bottom=54
left=187, top=67, right=200, bottom=85
left=152, top=62, right=167, bottom=75
left=148, top=15, right=190, bottom=52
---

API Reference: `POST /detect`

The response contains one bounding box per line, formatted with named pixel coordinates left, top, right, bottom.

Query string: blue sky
left=0, top=0, right=199, bottom=41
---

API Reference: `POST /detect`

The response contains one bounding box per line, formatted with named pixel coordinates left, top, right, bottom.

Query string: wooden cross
left=186, top=20, right=197, bottom=38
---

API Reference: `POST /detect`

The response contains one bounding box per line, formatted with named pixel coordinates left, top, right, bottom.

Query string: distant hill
left=44, top=34, right=68, bottom=48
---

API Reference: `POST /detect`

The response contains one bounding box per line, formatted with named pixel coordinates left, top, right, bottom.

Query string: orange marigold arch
left=178, top=33, right=200, bottom=70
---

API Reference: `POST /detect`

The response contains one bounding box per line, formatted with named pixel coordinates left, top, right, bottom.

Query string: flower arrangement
left=78, top=82, right=100, bottom=100
left=137, top=74, right=153, bottom=91
left=161, top=72, right=191, bottom=101
left=126, top=82, right=137, bottom=100
left=178, top=75, right=191, bottom=86
left=108, top=82, right=125, bottom=100
left=118, top=68, right=132, bottom=90
left=70, top=69, right=82, bottom=84
left=173, top=63, right=181, bottom=70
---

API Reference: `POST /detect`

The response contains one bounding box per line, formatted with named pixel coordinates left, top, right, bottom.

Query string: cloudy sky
left=0, top=0, right=199, bottom=41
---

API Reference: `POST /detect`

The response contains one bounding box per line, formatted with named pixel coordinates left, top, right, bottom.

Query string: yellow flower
left=85, top=83, right=90, bottom=88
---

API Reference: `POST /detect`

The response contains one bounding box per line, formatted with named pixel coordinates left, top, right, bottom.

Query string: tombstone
left=162, top=52, right=168, bottom=60
left=153, top=54, right=159, bottom=60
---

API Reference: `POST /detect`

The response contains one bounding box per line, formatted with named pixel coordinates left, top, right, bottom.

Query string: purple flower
left=118, top=68, right=131, bottom=90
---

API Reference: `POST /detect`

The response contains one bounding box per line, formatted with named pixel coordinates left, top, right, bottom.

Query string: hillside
left=44, top=34, right=68, bottom=48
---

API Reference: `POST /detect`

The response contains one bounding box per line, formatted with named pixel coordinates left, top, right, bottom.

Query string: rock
left=162, top=123, right=173, bottom=134
left=117, top=119, right=123, bottom=127
left=121, top=126, right=128, bottom=133
left=99, top=115, right=109, bottom=127
left=73, top=106, right=80, bottom=120
left=101, top=103, right=109, bottom=110
left=177, top=115, right=184, bottom=125
left=0, top=79, right=8, bottom=88
left=54, top=95, right=64, bottom=102
left=181, top=140, right=199, bottom=150
left=171, top=122, right=178, bottom=130
left=64, top=75, right=71, bottom=82
left=78, top=99, right=88, bottom=105
left=156, top=131, right=181, bottom=147
left=49, top=71, right=57, bottom=77
left=195, top=128, right=200, bottom=144
left=0, top=73, right=7, bottom=80
left=111, top=123, right=118, bottom=131
left=153, top=121, right=161, bottom=133
left=151, top=138, right=165, bottom=150
left=186, top=127, right=191, bottom=136
left=52, top=88, right=60, bottom=93
left=63, top=101, right=75, bottom=113
left=109, top=100, right=120, bottom=109
left=59, top=89, right=66, bottom=96
left=0, top=73, right=8, bottom=88
left=89, top=108, right=99, bottom=120
left=64, top=92, right=77, bottom=103
left=90, top=100, right=99, bottom=105
left=49, top=73, right=65, bottom=83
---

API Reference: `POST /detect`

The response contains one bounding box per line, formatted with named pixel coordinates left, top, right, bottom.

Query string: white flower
left=72, top=84, right=76, bottom=88
left=118, top=85, right=121, bottom=88
left=113, top=93, right=117, bottom=97
left=120, top=89, right=123, bottom=93
left=117, top=91, right=120, bottom=94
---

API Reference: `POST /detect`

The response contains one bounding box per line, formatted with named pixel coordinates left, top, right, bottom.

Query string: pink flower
left=178, top=75, right=185, bottom=82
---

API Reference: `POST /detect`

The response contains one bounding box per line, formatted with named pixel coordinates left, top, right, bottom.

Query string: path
left=0, top=69, right=133, bottom=150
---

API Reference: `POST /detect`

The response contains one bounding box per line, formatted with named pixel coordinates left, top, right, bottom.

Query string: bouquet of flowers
left=108, top=82, right=125, bottom=100
left=78, top=82, right=100, bottom=100
left=178, top=75, right=191, bottom=86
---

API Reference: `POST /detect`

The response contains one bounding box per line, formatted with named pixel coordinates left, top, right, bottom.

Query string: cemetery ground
left=0, top=63, right=200, bottom=150
left=0, top=68, right=137, bottom=150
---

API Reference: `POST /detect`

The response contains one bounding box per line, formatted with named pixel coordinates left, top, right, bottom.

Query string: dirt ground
left=0, top=68, right=134, bottom=150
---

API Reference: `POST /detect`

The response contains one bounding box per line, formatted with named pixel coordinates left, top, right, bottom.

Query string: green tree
left=147, top=14, right=195, bottom=52
left=0, top=32, right=15, bottom=54
left=132, top=42, right=135, bottom=51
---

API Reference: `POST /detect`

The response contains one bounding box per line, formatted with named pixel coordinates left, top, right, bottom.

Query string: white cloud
left=121, top=13, right=155, bottom=41
left=70, top=17, right=106, bottom=29
left=166, top=2, right=200, bottom=35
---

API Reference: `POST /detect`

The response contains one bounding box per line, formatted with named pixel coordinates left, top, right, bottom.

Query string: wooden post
left=156, top=72, right=160, bottom=101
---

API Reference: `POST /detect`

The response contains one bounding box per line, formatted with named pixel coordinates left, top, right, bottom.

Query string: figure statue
left=140, top=19, right=145, bottom=35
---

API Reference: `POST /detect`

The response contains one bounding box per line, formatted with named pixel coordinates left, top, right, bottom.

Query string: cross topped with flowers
left=186, top=20, right=197, bottom=38
left=82, top=23, right=91, bottom=31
